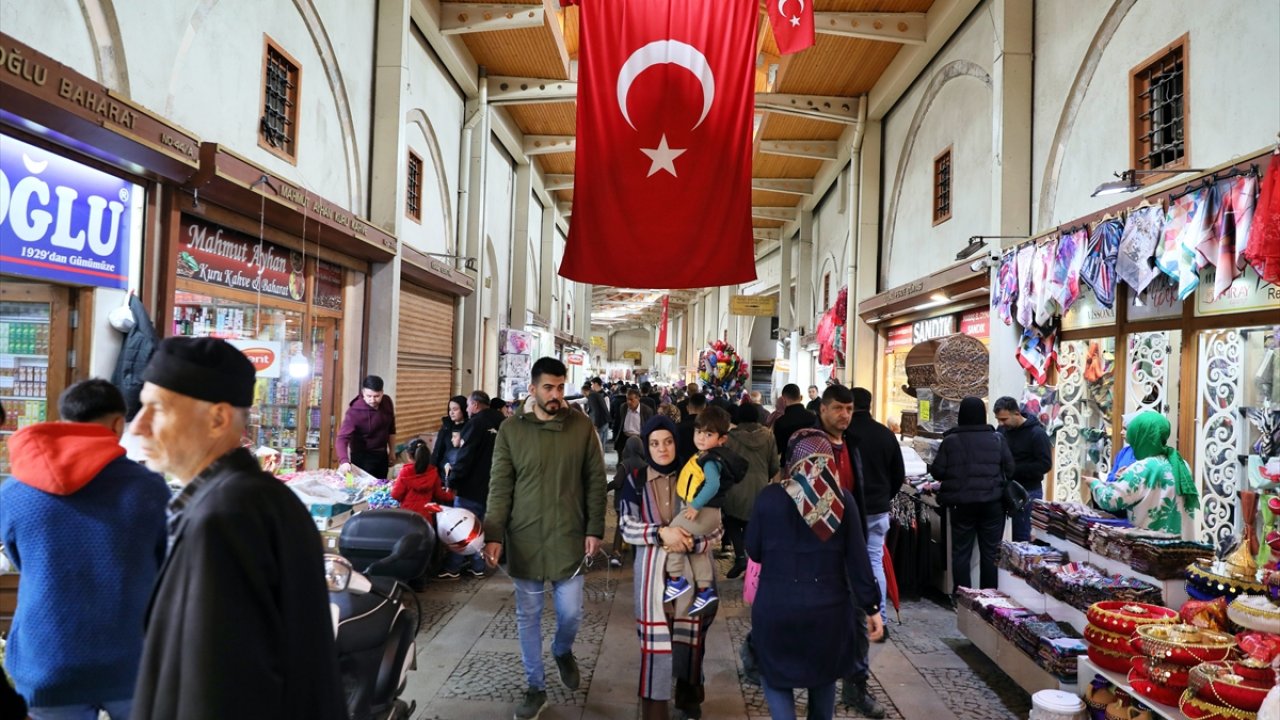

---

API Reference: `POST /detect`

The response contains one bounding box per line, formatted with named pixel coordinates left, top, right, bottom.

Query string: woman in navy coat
left=746, top=428, right=884, bottom=720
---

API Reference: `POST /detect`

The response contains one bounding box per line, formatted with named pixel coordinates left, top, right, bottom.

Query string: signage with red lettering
left=178, top=215, right=305, bottom=303
left=960, top=309, right=990, bottom=340
left=885, top=324, right=913, bottom=354
left=227, top=339, right=282, bottom=378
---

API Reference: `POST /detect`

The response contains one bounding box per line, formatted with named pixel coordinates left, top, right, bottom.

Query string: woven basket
left=904, top=333, right=989, bottom=400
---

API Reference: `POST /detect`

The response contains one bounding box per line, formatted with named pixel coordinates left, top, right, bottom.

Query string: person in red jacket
left=392, top=438, right=455, bottom=526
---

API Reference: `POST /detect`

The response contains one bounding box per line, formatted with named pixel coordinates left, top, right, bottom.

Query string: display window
left=0, top=288, right=68, bottom=479
left=1053, top=338, right=1117, bottom=503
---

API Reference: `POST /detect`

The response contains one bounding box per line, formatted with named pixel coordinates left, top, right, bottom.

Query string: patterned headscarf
left=1126, top=411, right=1199, bottom=511
left=782, top=429, right=846, bottom=541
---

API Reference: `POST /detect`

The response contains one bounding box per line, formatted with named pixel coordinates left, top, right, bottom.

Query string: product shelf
left=1076, top=655, right=1188, bottom=720
left=998, top=567, right=1090, bottom=633
left=1034, top=532, right=1189, bottom=609
left=955, top=604, right=1079, bottom=696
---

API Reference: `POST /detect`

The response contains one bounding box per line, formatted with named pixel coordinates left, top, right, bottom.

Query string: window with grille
left=933, top=147, right=952, bottom=225
left=406, top=151, right=423, bottom=221
left=822, top=272, right=831, bottom=310
left=259, top=39, right=300, bottom=162
left=1131, top=35, right=1188, bottom=175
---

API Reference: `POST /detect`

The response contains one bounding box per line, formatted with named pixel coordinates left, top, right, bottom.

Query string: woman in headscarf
left=930, top=396, right=1013, bottom=593
left=619, top=415, right=722, bottom=720
left=609, top=435, right=647, bottom=567
left=430, top=395, right=469, bottom=481
left=746, top=429, right=883, bottom=720
left=1089, top=411, right=1198, bottom=535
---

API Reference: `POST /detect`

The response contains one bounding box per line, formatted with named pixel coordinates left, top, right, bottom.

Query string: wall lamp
left=423, top=252, right=478, bottom=271
left=1090, top=168, right=1208, bottom=197
left=956, top=236, right=1024, bottom=261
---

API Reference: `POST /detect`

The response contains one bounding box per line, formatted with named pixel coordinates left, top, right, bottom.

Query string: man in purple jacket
left=337, top=375, right=397, bottom=479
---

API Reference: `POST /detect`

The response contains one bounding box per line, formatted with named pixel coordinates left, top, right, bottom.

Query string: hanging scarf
left=641, top=415, right=680, bottom=475
left=781, top=429, right=845, bottom=541
left=1127, top=411, right=1199, bottom=511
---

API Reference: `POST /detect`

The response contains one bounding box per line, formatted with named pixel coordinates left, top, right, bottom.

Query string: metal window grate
left=406, top=152, right=423, bottom=220
left=933, top=150, right=952, bottom=223
left=261, top=45, right=297, bottom=156
left=1134, top=45, right=1185, bottom=171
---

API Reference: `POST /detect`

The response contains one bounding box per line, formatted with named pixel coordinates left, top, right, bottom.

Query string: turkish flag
left=655, top=295, right=670, bottom=353
left=560, top=0, right=757, bottom=289
left=768, top=0, right=815, bottom=55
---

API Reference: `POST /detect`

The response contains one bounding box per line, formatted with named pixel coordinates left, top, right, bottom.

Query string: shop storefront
left=0, top=34, right=201, bottom=477
left=396, top=246, right=472, bottom=443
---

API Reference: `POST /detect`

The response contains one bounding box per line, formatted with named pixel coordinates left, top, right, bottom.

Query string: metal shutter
left=396, top=284, right=456, bottom=443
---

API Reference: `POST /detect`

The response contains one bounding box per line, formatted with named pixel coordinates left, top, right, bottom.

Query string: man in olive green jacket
left=483, top=357, right=607, bottom=720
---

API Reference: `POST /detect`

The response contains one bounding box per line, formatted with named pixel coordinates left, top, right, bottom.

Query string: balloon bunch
left=697, top=340, right=749, bottom=393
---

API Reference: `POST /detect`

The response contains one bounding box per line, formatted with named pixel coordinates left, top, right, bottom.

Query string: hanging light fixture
left=288, top=349, right=311, bottom=379
left=1090, top=168, right=1208, bottom=197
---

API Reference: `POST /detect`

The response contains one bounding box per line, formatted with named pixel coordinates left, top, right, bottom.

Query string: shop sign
left=227, top=339, right=281, bottom=378
left=0, top=133, right=136, bottom=289
left=1061, top=286, right=1116, bottom=330
left=729, top=293, right=778, bottom=316
left=313, top=260, right=343, bottom=310
left=1195, top=264, right=1280, bottom=317
left=178, top=215, right=305, bottom=302
left=1128, top=273, right=1182, bottom=321
left=660, top=347, right=677, bottom=355
left=885, top=324, right=913, bottom=354
left=912, top=316, right=955, bottom=345
left=622, top=350, right=643, bottom=360
left=590, top=335, right=606, bottom=348
left=565, top=352, right=586, bottom=366
left=959, top=309, right=990, bottom=340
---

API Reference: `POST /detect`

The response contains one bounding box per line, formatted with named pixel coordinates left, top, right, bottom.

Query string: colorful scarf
left=1127, top=411, right=1199, bottom=511
left=782, top=429, right=845, bottom=541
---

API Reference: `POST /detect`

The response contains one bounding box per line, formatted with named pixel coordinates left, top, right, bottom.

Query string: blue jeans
left=761, top=678, right=836, bottom=720
left=866, top=512, right=890, bottom=624
left=1011, top=487, right=1043, bottom=541
left=511, top=574, right=584, bottom=690
left=444, top=496, right=487, bottom=573
left=30, top=700, right=133, bottom=720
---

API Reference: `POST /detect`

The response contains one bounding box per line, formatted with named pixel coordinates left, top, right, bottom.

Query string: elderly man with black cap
left=129, top=337, right=344, bottom=720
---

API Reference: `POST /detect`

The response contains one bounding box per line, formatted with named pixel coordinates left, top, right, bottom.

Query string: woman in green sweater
left=1089, top=411, right=1199, bottom=535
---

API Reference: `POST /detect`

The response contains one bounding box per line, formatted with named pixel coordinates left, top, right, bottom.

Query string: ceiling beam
left=867, top=0, right=983, bottom=119
left=544, top=173, right=574, bottom=191
left=759, top=139, right=839, bottom=161
left=814, top=12, right=928, bottom=45
left=755, top=93, right=860, bottom=124
left=753, top=228, right=782, bottom=241
left=440, top=3, right=545, bottom=35
left=752, top=206, right=799, bottom=222
left=523, top=135, right=575, bottom=155
left=751, top=177, right=813, bottom=195
left=558, top=201, right=572, bottom=217
left=487, top=76, right=577, bottom=105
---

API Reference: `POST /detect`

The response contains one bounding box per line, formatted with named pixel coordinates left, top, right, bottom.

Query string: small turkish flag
left=560, top=0, right=757, bottom=289
left=768, top=0, right=815, bottom=55
left=656, top=295, right=670, bottom=353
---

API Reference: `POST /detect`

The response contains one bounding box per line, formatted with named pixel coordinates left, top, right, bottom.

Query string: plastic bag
left=743, top=558, right=761, bottom=605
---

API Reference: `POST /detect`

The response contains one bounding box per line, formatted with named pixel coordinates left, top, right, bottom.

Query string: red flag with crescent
left=560, top=0, right=757, bottom=289
left=768, top=0, right=815, bottom=55
left=656, top=295, right=670, bottom=353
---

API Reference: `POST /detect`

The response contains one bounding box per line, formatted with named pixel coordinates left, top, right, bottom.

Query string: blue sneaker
left=663, top=576, right=692, bottom=603
left=689, top=587, right=719, bottom=617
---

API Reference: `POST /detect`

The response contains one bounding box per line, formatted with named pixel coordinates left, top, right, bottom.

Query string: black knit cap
left=142, top=336, right=256, bottom=407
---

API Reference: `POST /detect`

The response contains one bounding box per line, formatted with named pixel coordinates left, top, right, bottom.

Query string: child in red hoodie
left=392, top=438, right=455, bottom=525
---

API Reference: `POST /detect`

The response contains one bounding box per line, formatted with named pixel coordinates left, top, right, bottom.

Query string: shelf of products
left=1076, top=655, right=1186, bottom=720
left=0, top=303, right=53, bottom=479
left=955, top=604, right=1080, bottom=696
left=1035, top=532, right=1190, bottom=609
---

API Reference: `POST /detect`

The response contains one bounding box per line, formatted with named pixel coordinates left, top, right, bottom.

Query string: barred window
left=406, top=151, right=423, bottom=221
left=260, top=39, right=300, bottom=162
left=1132, top=35, right=1187, bottom=175
left=933, top=147, right=952, bottom=225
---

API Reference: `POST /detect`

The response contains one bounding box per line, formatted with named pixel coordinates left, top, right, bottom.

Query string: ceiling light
left=1090, top=168, right=1209, bottom=197
left=954, top=237, right=988, bottom=261
left=929, top=292, right=950, bottom=302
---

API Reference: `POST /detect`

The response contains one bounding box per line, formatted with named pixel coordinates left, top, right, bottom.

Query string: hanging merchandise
left=1243, top=151, right=1280, bottom=284
left=1207, top=172, right=1259, bottom=298
left=993, top=250, right=1019, bottom=325
left=1080, top=217, right=1123, bottom=309
left=1015, top=243, right=1036, bottom=329
left=696, top=340, right=748, bottom=393
left=1159, top=187, right=1211, bottom=299
left=1031, top=237, right=1058, bottom=327
left=1016, top=323, right=1058, bottom=385
left=1049, top=228, right=1088, bottom=316
left=816, top=286, right=849, bottom=367
left=1116, top=205, right=1166, bottom=296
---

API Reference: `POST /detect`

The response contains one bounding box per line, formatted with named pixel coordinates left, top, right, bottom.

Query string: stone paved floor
left=400, top=454, right=1034, bottom=720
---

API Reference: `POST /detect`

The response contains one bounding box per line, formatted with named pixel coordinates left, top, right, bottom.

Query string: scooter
left=324, top=531, right=424, bottom=720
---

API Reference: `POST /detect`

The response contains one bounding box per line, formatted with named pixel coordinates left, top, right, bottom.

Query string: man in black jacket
left=586, top=378, right=610, bottom=448
left=613, top=388, right=653, bottom=454
left=440, top=390, right=505, bottom=578
left=676, top=392, right=705, bottom=466
left=848, top=387, right=906, bottom=637
left=772, top=384, right=816, bottom=463
left=994, top=396, right=1052, bottom=541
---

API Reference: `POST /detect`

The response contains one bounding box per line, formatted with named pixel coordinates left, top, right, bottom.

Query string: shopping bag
left=743, top=558, right=761, bottom=605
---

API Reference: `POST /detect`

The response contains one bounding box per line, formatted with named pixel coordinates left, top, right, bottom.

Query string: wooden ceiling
left=443, top=0, right=936, bottom=329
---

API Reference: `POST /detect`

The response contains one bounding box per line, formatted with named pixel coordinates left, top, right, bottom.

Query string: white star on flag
left=789, top=14, right=800, bottom=26
left=640, top=134, right=687, bottom=177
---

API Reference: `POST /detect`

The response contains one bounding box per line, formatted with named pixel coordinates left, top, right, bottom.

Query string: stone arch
left=79, top=0, right=130, bottom=93
left=406, top=108, right=456, bottom=253
left=882, top=60, right=992, bottom=283
left=1035, top=0, right=1139, bottom=230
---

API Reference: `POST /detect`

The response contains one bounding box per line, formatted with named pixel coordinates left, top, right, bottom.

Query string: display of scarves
left=994, top=251, right=1019, bottom=325
left=1206, top=173, right=1258, bottom=298
left=1116, top=205, right=1165, bottom=295
left=1158, top=188, right=1210, bottom=300
left=1243, top=152, right=1280, bottom=284
left=1080, top=218, right=1123, bottom=309
left=1049, top=228, right=1088, bottom=316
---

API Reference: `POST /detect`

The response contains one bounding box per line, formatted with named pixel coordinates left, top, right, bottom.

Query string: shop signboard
left=959, top=309, right=990, bottom=340
left=885, top=324, right=913, bottom=354
left=591, top=335, right=606, bottom=348
left=0, top=133, right=137, bottom=289
left=178, top=215, right=305, bottom=302
left=313, top=260, right=343, bottom=310
left=912, top=315, right=956, bottom=345
left=1061, top=286, right=1116, bottom=330
left=227, top=339, right=282, bottom=378
left=660, top=347, right=678, bottom=355
left=1195, top=264, right=1280, bottom=316
left=729, top=294, right=778, bottom=316
left=565, top=352, right=585, bottom=366
left=1128, top=273, right=1182, bottom=321
left=622, top=350, right=643, bottom=360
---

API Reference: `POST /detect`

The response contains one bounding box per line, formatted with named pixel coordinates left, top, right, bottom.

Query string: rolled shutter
left=396, top=284, right=456, bottom=443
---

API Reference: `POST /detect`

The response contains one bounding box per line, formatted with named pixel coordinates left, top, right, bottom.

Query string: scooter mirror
left=324, top=554, right=353, bottom=592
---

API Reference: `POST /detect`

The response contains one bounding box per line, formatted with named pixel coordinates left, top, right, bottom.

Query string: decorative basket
left=1089, top=644, right=1135, bottom=674
left=1087, top=601, right=1180, bottom=635
left=903, top=333, right=989, bottom=400
left=1129, top=656, right=1191, bottom=690
left=1129, top=667, right=1186, bottom=707
left=1085, top=623, right=1137, bottom=655
left=1227, top=594, right=1280, bottom=635
left=1188, top=661, right=1275, bottom=713
left=1133, top=625, right=1236, bottom=666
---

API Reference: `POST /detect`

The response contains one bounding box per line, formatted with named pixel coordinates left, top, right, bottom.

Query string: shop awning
left=401, top=245, right=475, bottom=297
left=188, top=143, right=397, bottom=264
left=858, top=260, right=989, bottom=324
left=0, top=34, right=201, bottom=182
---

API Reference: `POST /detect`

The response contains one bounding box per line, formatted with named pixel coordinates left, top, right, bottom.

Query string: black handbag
left=1002, top=477, right=1030, bottom=517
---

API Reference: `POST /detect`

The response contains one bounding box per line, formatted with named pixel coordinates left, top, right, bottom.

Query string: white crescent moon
left=616, top=40, right=715, bottom=131
left=778, top=0, right=804, bottom=16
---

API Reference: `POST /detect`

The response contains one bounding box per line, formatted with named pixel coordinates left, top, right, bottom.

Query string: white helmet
left=435, top=505, right=484, bottom=556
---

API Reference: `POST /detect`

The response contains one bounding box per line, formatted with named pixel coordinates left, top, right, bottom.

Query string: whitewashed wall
left=484, top=136, right=514, bottom=319
left=880, top=7, right=995, bottom=288
left=612, top=328, right=653, bottom=368
left=402, top=32, right=465, bottom=254
left=526, top=193, right=543, bottom=317
left=1032, top=0, right=1280, bottom=230
left=812, top=174, right=849, bottom=327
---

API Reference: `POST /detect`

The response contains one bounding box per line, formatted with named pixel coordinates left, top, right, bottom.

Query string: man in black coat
left=676, top=391, right=705, bottom=466
left=440, top=389, right=506, bottom=578
left=586, top=378, right=610, bottom=447
left=848, top=388, right=906, bottom=636
left=772, top=383, right=816, bottom=463
left=613, top=388, right=653, bottom=454
left=994, top=396, right=1052, bottom=541
left=129, top=337, right=343, bottom=720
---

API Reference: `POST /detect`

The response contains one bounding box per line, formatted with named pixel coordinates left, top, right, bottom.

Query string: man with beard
left=337, top=375, right=396, bottom=479
left=439, top=390, right=506, bottom=579
left=483, top=357, right=607, bottom=720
